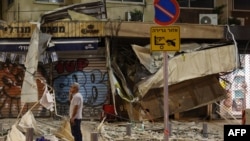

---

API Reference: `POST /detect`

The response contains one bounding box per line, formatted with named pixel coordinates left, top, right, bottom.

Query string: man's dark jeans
left=70, top=119, right=82, bottom=141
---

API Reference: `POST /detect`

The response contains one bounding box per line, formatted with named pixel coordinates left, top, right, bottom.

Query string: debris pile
left=95, top=120, right=226, bottom=141
left=0, top=117, right=240, bottom=141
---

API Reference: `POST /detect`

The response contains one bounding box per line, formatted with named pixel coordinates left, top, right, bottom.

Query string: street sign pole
left=164, top=52, right=169, bottom=141
left=150, top=26, right=180, bottom=141
left=153, top=1, right=180, bottom=140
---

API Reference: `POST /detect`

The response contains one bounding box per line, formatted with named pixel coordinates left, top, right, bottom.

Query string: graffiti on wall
left=0, top=62, right=24, bottom=117
left=55, top=58, right=89, bottom=74
left=0, top=58, right=108, bottom=118
left=0, top=61, right=53, bottom=117
left=53, top=58, right=108, bottom=117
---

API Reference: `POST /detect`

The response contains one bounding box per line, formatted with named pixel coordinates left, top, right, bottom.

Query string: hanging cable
left=226, top=25, right=240, bottom=69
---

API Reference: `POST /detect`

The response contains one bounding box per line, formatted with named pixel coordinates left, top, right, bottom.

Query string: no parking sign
left=151, top=0, right=180, bottom=51
left=154, top=0, right=180, bottom=26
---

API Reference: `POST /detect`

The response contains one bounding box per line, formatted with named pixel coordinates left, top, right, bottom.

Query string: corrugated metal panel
left=0, top=63, right=51, bottom=118
left=52, top=46, right=109, bottom=119
left=0, top=39, right=107, bottom=119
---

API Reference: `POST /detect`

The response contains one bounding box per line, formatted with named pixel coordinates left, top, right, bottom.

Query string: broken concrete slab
left=123, top=74, right=226, bottom=121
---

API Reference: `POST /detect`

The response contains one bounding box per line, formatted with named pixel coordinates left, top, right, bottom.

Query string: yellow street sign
left=150, top=26, right=180, bottom=51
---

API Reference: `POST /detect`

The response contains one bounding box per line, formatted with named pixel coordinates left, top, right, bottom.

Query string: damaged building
left=0, top=0, right=249, bottom=136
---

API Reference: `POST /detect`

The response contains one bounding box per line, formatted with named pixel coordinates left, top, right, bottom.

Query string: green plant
left=228, top=17, right=241, bottom=25
left=130, top=9, right=143, bottom=21
left=212, top=4, right=226, bottom=24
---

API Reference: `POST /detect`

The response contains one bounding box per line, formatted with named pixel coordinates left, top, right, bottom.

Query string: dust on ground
left=0, top=118, right=241, bottom=141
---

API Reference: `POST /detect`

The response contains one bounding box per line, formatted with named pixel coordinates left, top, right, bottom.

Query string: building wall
left=0, top=45, right=108, bottom=119
left=105, top=1, right=148, bottom=22
left=2, top=0, right=73, bottom=22
left=1, top=0, right=237, bottom=24
left=102, top=0, right=234, bottom=24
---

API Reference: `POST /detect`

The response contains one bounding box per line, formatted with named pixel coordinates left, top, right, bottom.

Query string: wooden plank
left=57, top=21, right=68, bottom=37
left=168, top=75, right=226, bottom=114
left=207, top=104, right=213, bottom=120
left=79, top=21, right=105, bottom=37
left=0, top=21, right=224, bottom=39
left=1, top=21, right=106, bottom=38
left=104, top=21, right=225, bottom=39
left=0, top=22, right=5, bottom=37
left=41, top=22, right=54, bottom=36
left=174, top=113, right=180, bottom=120
left=68, top=22, right=76, bottom=37
left=20, top=22, right=34, bottom=38
left=177, top=23, right=225, bottom=39
left=1, top=22, right=15, bottom=38
left=0, top=22, right=35, bottom=38
left=50, top=22, right=58, bottom=37
left=75, top=22, right=81, bottom=37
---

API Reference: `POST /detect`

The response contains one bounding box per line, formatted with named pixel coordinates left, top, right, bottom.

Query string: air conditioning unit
left=199, top=14, right=218, bottom=25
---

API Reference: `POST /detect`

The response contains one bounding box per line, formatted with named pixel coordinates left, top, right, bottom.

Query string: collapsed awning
left=0, top=38, right=99, bottom=52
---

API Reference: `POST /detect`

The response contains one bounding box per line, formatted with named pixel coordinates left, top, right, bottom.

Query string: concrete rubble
left=0, top=117, right=241, bottom=141
left=0, top=2, right=242, bottom=141
left=96, top=120, right=226, bottom=141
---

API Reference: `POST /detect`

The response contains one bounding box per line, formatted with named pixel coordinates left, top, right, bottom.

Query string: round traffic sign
left=154, top=0, right=180, bottom=26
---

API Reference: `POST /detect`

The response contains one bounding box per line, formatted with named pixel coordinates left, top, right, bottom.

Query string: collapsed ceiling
left=110, top=42, right=239, bottom=120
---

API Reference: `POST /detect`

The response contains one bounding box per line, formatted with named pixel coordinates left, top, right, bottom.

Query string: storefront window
left=233, top=0, right=250, bottom=11
left=178, top=0, right=214, bottom=8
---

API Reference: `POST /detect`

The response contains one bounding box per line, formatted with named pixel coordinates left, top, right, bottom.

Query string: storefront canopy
left=0, top=38, right=99, bottom=52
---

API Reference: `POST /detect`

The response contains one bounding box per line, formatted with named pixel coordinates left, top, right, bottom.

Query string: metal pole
left=169, top=123, right=172, bottom=137
left=203, top=123, right=208, bottom=138
left=164, top=52, right=169, bottom=141
left=91, top=132, right=98, bottom=141
left=25, top=128, right=34, bottom=141
left=126, top=123, right=132, bottom=136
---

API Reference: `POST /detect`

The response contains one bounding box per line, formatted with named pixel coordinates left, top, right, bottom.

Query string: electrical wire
left=226, top=24, right=239, bottom=69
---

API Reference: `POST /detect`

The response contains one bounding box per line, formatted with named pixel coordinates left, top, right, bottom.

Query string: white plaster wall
left=1, top=0, right=233, bottom=23
left=4, top=0, right=73, bottom=22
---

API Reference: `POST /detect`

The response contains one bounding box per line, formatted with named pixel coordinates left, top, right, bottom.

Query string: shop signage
left=0, top=21, right=104, bottom=38
left=150, top=26, right=180, bottom=51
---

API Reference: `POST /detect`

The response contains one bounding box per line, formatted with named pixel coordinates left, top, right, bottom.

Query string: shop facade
left=0, top=21, right=109, bottom=119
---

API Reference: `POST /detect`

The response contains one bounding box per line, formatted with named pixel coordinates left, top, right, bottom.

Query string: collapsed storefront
left=0, top=1, right=242, bottom=122
left=0, top=20, right=239, bottom=122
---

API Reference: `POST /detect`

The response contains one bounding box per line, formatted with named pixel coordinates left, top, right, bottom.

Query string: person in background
left=69, top=82, right=83, bottom=141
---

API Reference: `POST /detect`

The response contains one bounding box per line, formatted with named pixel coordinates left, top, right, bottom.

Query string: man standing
left=69, top=82, right=83, bottom=141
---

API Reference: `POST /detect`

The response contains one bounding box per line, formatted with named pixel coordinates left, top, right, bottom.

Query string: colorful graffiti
left=55, top=58, right=89, bottom=74
left=53, top=58, right=108, bottom=118
left=53, top=70, right=108, bottom=106
left=0, top=58, right=108, bottom=119
left=0, top=61, right=52, bottom=117
left=0, top=62, right=24, bottom=117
